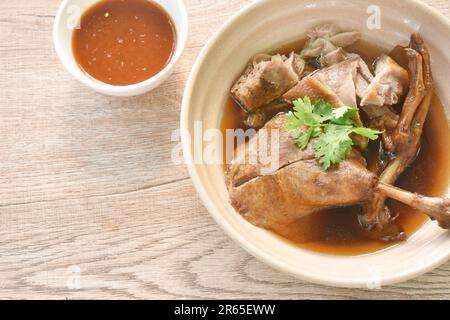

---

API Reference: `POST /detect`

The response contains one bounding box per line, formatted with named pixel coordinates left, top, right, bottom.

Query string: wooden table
left=0, top=0, right=448, bottom=300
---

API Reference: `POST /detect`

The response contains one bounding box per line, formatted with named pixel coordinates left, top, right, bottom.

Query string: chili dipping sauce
left=72, top=0, right=177, bottom=86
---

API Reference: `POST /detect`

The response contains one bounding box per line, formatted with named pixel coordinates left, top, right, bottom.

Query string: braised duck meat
left=231, top=53, right=301, bottom=111
left=226, top=114, right=450, bottom=237
left=233, top=25, right=362, bottom=128
left=226, top=115, right=377, bottom=229
left=360, top=54, right=409, bottom=107
left=283, top=58, right=359, bottom=106
left=320, top=48, right=348, bottom=67
left=243, top=99, right=290, bottom=129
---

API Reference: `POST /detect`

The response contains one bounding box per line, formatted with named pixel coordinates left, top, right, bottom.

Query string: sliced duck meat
left=360, top=54, right=409, bottom=107
left=320, top=48, right=347, bottom=67
left=356, top=56, right=375, bottom=81
left=226, top=115, right=316, bottom=188
left=317, top=49, right=375, bottom=101
left=292, top=53, right=306, bottom=77
left=282, top=76, right=345, bottom=107
left=355, top=56, right=375, bottom=98
left=312, top=58, right=360, bottom=107
left=243, top=99, right=291, bottom=129
left=318, top=49, right=375, bottom=107
left=283, top=58, right=360, bottom=106
left=231, top=53, right=299, bottom=112
left=299, top=63, right=319, bottom=79
left=355, top=74, right=370, bottom=102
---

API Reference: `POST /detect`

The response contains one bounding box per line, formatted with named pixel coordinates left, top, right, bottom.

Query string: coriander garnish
left=285, top=97, right=381, bottom=170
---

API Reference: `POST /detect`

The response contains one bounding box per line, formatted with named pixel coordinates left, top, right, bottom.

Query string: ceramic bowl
left=181, top=0, right=450, bottom=288
left=53, top=0, right=188, bottom=97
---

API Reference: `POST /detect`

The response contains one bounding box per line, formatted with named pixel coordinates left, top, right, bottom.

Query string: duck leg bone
left=378, top=183, right=450, bottom=229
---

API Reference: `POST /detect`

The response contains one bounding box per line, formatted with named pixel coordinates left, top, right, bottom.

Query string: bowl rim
left=53, top=0, right=189, bottom=96
left=181, top=0, right=450, bottom=287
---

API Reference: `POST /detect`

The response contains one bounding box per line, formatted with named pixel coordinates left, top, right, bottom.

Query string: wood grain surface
left=0, top=0, right=448, bottom=299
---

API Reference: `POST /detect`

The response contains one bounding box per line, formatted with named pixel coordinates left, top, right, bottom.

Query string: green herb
left=285, top=97, right=382, bottom=170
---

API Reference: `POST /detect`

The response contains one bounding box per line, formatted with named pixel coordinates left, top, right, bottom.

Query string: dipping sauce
left=72, top=0, right=177, bottom=86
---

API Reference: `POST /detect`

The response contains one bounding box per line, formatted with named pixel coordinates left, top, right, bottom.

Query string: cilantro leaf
left=331, top=106, right=358, bottom=125
left=284, top=98, right=382, bottom=170
left=291, top=97, right=317, bottom=126
left=291, top=128, right=314, bottom=150
left=352, top=127, right=382, bottom=140
left=284, top=111, right=304, bottom=130
left=332, top=106, right=351, bottom=119
left=312, top=100, right=334, bottom=122
left=314, top=125, right=354, bottom=170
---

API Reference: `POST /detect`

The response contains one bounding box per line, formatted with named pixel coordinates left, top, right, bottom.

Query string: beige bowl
left=181, top=0, right=450, bottom=288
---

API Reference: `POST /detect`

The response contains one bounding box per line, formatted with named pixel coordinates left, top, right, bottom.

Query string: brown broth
left=72, top=0, right=176, bottom=86
left=221, top=39, right=450, bottom=256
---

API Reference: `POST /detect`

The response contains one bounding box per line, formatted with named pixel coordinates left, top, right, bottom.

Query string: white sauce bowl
left=53, top=0, right=188, bottom=97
